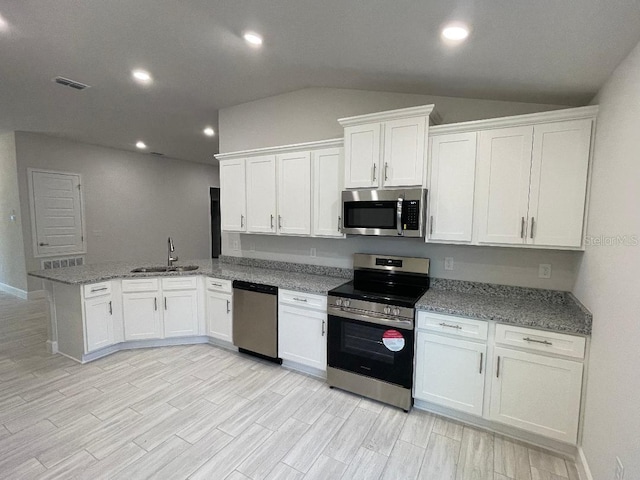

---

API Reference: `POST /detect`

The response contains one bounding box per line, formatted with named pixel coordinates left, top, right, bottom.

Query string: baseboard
left=576, top=446, right=594, bottom=480
left=46, top=340, right=58, bottom=354
left=28, top=289, right=48, bottom=301
left=0, top=282, right=28, bottom=299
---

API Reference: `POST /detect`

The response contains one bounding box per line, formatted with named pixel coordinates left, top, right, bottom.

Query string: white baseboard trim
left=28, top=289, right=48, bottom=301
left=0, top=282, right=28, bottom=299
left=46, top=340, right=58, bottom=354
left=576, top=446, right=593, bottom=480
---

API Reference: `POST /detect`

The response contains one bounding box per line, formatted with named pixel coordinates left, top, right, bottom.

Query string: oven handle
left=328, top=306, right=413, bottom=330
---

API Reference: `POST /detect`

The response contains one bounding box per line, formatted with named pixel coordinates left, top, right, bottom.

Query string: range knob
left=383, top=306, right=391, bottom=315
left=335, top=298, right=343, bottom=306
left=392, top=308, right=400, bottom=316
left=343, top=299, right=351, bottom=307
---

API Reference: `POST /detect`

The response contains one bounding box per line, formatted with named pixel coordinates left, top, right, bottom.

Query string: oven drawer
left=279, top=289, right=327, bottom=311
left=417, top=311, right=488, bottom=341
left=495, top=324, right=586, bottom=359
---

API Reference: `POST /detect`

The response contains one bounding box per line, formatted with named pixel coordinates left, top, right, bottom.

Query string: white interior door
left=428, top=132, right=477, bottom=242
left=312, top=147, right=344, bottom=237
left=219, top=159, right=246, bottom=232
left=344, top=123, right=381, bottom=188
left=527, top=119, right=592, bottom=247
left=30, top=170, right=85, bottom=256
left=476, top=126, right=534, bottom=245
left=277, top=151, right=311, bottom=235
left=246, top=155, right=277, bottom=233
left=382, top=116, right=426, bottom=187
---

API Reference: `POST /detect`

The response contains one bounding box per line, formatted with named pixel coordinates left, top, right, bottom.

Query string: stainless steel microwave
left=341, top=188, right=427, bottom=237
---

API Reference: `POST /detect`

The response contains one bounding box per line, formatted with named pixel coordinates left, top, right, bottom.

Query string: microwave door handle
left=397, top=197, right=403, bottom=236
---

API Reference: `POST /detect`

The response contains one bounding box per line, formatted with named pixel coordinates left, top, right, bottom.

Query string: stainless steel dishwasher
left=232, top=280, right=280, bottom=362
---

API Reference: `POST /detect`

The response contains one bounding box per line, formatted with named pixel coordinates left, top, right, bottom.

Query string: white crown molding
left=430, top=105, right=599, bottom=135
left=338, top=104, right=436, bottom=127
left=215, top=138, right=343, bottom=161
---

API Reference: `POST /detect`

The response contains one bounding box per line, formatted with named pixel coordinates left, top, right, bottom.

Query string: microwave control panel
left=402, top=201, right=420, bottom=230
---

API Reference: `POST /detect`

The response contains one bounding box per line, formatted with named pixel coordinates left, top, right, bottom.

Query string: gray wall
left=573, top=41, right=640, bottom=479
left=0, top=132, right=28, bottom=292
left=219, top=87, right=566, bottom=153
left=15, top=133, right=219, bottom=292
left=219, top=87, right=580, bottom=291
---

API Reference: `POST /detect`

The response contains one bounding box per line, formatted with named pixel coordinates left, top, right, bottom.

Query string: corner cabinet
left=340, top=105, right=435, bottom=189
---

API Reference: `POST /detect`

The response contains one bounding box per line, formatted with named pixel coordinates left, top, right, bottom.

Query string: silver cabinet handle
left=270, top=214, right=274, bottom=229
left=91, top=287, right=108, bottom=293
left=240, top=214, right=244, bottom=228
left=520, top=217, right=525, bottom=239
left=384, top=162, right=389, bottom=181
left=372, top=163, right=377, bottom=182
left=154, top=297, right=157, bottom=311
left=523, top=336, right=552, bottom=346
left=530, top=217, right=535, bottom=239
left=322, top=320, right=326, bottom=336
left=226, top=299, right=230, bottom=314
left=337, top=216, right=341, bottom=231
left=211, top=283, right=223, bottom=288
left=439, top=322, right=462, bottom=330
left=429, top=216, right=434, bottom=236
left=293, top=297, right=308, bottom=303
left=496, top=356, right=501, bottom=378
left=479, top=352, right=483, bottom=374
left=39, top=242, right=50, bottom=246
left=278, top=215, right=282, bottom=229
left=164, top=297, right=167, bottom=310
left=108, top=301, right=113, bottom=315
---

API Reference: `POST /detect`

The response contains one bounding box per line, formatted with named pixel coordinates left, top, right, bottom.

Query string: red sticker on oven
left=382, top=329, right=405, bottom=352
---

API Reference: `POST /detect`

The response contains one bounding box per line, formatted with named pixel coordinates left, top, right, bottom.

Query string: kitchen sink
left=130, top=265, right=199, bottom=273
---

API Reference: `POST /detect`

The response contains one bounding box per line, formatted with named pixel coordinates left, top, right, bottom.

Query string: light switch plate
left=538, top=264, right=552, bottom=279
left=444, top=257, right=454, bottom=271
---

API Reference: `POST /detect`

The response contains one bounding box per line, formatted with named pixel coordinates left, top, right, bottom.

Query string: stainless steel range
left=327, top=254, right=430, bottom=411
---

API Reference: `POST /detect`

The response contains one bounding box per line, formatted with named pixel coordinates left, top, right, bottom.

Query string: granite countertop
left=28, top=258, right=350, bottom=295
left=416, top=279, right=592, bottom=335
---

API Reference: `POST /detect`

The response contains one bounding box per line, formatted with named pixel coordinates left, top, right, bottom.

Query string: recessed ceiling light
left=441, top=23, right=470, bottom=42
left=132, top=69, right=152, bottom=84
left=136, top=141, right=147, bottom=149
left=203, top=127, right=215, bottom=137
left=243, top=31, right=263, bottom=46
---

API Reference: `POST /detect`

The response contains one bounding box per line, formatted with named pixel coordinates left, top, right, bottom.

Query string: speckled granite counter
left=416, top=279, right=592, bottom=335
left=28, top=258, right=350, bottom=295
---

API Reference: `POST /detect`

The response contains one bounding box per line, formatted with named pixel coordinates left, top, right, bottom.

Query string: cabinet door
left=312, top=147, right=344, bottom=237
left=527, top=120, right=592, bottom=248
left=122, top=292, right=162, bottom=340
left=246, top=155, right=277, bottom=233
left=382, top=116, right=426, bottom=187
left=278, top=305, right=327, bottom=371
left=428, top=133, right=477, bottom=242
left=476, top=126, right=533, bottom=245
left=220, top=159, right=246, bottom=232
left=277, top=151, right=311, bottom=235
left=490, top=347, right=583, bottom=443
left=206, top=291, right=233, bottom=342
left=344, top=123, right=381, bottom=188
left=414, top=332, right=486, bottom=416
left=163, top=290, right=198, bottom=338
left=84, top=295, right=114, bottom=353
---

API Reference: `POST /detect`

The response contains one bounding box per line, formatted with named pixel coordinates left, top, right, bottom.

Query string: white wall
left=573, top=42, right=640, bottom=479
left=0, top=132, right=28, bottom=292
left=15, top=133, right=219, bottom=292
left=219, top=87, right=566, bottom=153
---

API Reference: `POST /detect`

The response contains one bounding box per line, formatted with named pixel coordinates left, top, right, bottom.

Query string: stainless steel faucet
left=167, top=237, right=178, bottom=267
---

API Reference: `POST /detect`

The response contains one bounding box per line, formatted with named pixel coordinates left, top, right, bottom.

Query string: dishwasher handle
left=232, top=280, right=278, bottom=296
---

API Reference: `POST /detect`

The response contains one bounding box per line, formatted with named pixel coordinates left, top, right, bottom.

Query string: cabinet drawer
left=206, top=277, right=232, bottom=293
left=495, top=324, right=586, bottom=359
left=83, top=281, right=111, bottom=298
left=161, top=276, right=198, bottom=291
left=279, top=289, right=327, bottom=311
left=122, top=278, right=159, bottom=293
left=417, top=311, right=488, bottom=341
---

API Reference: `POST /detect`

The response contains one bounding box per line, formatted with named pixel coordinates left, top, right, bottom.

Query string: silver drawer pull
left=523, top=337, right=552, bottom=346
left=91, top=287, right=108, bottom=292
left=439, top=322, right=462, bottom=330
left=211, top=283, right=223, bottom=287
left=226, top=299, right=230, bottom=314
left=293, top=297, right=308, bottom=303
left=39, top=242, right=50, bottom=246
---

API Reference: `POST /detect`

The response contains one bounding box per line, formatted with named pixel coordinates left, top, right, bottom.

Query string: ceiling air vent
left=53, top=76, right=91, bottom=90
left=149, top=152, right=165, bottom=156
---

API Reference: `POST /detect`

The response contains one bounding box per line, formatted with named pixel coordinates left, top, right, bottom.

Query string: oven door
left=327, top=314, right=414, bottom=389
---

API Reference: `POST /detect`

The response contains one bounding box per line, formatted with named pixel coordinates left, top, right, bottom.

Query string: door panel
left=206, top=291, right=232, bottom=342
left=163, top=290, right=198, bottom=337
left=122, top=293, right=162, bottom=340
left=344, top=124, right=381, bottom=188
left=312, top=148, right=344, bottom=237
left=277, top=151, right=311, bottom=235
left=383, top=117, right=426, bottom=187
left=246, top=155, right=277, bottom=233
left=220, top=159, right=246, bottom=232
left=278, top=305, right=326, bottom=371
left=84, top=296, right=114, bottom=353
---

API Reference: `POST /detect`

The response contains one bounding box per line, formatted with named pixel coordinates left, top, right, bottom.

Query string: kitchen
left=1, top=2, right=639, bottom=480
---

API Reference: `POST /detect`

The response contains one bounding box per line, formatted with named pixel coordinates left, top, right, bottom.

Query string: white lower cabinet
left=278, top=289, right=327, bottom=371
left=205, top=278, right=233, bottom=343
left=489, top=346, right=583, bottom=443
left=122, top=292, right=162, bottom=341
left=414, top=331, right=486, bottom=416
left=83, top=293, right=115, bottom=353
left=163, top=290, right=198, bottom=338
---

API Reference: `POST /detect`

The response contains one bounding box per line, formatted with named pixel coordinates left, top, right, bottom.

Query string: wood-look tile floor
left=0, top=292, right=581, bottom=480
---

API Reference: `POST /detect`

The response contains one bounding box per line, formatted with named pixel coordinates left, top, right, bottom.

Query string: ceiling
left=1, top=1, right=639, bottom=164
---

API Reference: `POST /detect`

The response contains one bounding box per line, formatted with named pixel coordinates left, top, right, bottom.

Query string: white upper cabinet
left=339, top=105, right=435, bottom=189
left=383, top=116, right=426, bottom=187
left=428, top=132, right=477, bottom=242
left=312, top=147, right=344, bottom=237
left=219, top=159, right=246, bottom=232
left=277, top=151, right=311, bottom=235
left=246, top=155, right=277, bottom=233
left=476, top=126, right=534, bottom=245
left=343, top=123, right=381, bottom=188
left=527, top=119, right=592, bottom=248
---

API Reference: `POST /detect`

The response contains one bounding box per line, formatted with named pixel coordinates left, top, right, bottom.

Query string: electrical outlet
left=310, top=248, right=317, bottom=257
left=232, top=240, right=240, bottom=251
left=444, top=257, right=454, bottom=271
left=615, top=456, right=624, bottom=480
left=538, top=264, right=552, bottom=279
